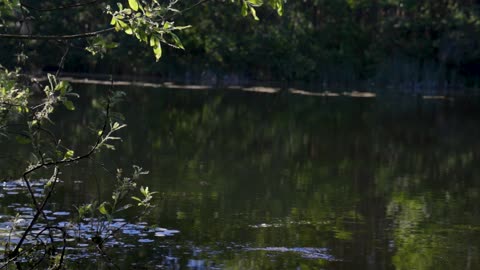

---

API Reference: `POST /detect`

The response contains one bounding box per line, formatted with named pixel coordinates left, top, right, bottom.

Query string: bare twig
left=55, top=45, right=71, bottom=77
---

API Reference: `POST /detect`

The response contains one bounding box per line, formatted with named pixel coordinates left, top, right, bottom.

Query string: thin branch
left=2, top=0, right=213, bottom=40
left=179, top=0, right=213, bottom=15
left=165, top=0, right=213, bottom=20
left=96, top=245, right=121, bottom=270
left=10, top=167, right=60, bottom=260
left=21, top=0, right=107, bottom=12
left=0, top=28, right=115, bottom=40
left=55, top=44, right=71, bottom=77
left=30, top=226, right=67, bottom=270
left=9, top=100, right=112, bottom=260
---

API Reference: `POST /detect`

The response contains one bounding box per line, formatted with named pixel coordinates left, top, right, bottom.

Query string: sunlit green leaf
left=98, top=202, right=109, bottom=215
left=128, top=0, right=139, bottom=11
left=153, top=43, right=162, bottom=61
left=250, top=6, right=259, bottom=20
left=64, top=149, right=75, bottom=159
left=63, top=100, right=75, bottom=111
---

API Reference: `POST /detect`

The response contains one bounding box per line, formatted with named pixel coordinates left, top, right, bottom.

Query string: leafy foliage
left=0, top=1, right=288, bottom=267
left=0, top=66, right=29, bottom=128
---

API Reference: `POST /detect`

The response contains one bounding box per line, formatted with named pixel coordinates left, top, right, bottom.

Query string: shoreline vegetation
left=2, top=2, right=480, bottom=91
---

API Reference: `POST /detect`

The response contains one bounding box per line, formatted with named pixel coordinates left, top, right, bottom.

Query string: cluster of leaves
left=33, top=74, right=77, bottom=124
left=0, top=0, right=19, bottom=26
left=75, top=166, right=154, bottom=245
left=0, top=66, right=29, bottom=123
left=240, top=0, right=283, bottom=20
left=1, top=68, right=159, bottom=268
left=107, top=0, right=191, bottom=61
left=98, top=0, right=284, bottom=61
left=0, top=0, right=290, bottom=267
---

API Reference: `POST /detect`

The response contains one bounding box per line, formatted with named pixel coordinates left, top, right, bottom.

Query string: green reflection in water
left=1, top=85, right=480, bottom=269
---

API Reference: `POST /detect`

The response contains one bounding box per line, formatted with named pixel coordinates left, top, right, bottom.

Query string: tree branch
left=0, top=27, right=114, bottom=40
left=20, top=0, right=107, bottom=12
left=8, top=100, right=112, bottom=260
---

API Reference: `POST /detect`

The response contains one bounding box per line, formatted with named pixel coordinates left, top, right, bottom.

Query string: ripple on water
left=244, top=247, right=337, bottom=261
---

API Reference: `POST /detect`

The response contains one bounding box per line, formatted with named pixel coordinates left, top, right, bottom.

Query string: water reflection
left=1, top=85, right=480, bottom=269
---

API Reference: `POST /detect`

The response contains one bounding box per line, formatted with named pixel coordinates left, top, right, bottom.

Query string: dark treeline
left=2, top=0, right=480, bottom=90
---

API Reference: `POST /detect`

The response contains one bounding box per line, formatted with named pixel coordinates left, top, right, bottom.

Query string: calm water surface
left=1, top=85, right=480, bottom=269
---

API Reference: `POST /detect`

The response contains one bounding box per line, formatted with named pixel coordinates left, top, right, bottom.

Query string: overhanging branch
left=0, top=27, right=115, bottom=40
left=20, top=0, right=107, bottom=12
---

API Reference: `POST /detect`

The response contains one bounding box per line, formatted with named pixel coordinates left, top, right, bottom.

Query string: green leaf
left=153, top=43, right=162, bottom=61
left=114, top=22, right=122, bottom=31
left=117, top=20, right=128, bottom=29
left=248, top=0, right=263, bottom=6
left=63, top=100, right=75, bottom=111
left=172, top=25, right=192, bottom=31
left=128, top=0, right=139, bottom=11
left=64, top=149, right=74, bottom=159
left=149, top=36, right=156, bottom=47
left=250, top=6, right=259, bottom=20
left=124, top=27, right=133, bottom=35
left=170, top=33, right=184, bottom=50
left=114, top=204, right=132, bottom=213
left=241, top=1, right=248, bottom=16
left=276, top=1, right=283, bottom=16
left=104, top=144, right=116, bottom=150
left=98, top=202, right=109, bottom=215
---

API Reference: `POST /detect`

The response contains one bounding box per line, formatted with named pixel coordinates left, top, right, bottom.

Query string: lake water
left=1, top=84, right=480, bottom=269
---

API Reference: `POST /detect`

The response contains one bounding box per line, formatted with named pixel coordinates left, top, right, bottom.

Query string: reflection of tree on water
left=1, top=85, right=480, bottom=268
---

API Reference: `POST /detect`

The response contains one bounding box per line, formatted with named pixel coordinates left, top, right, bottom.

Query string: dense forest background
left=2, top=0, right=480, bottom=90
